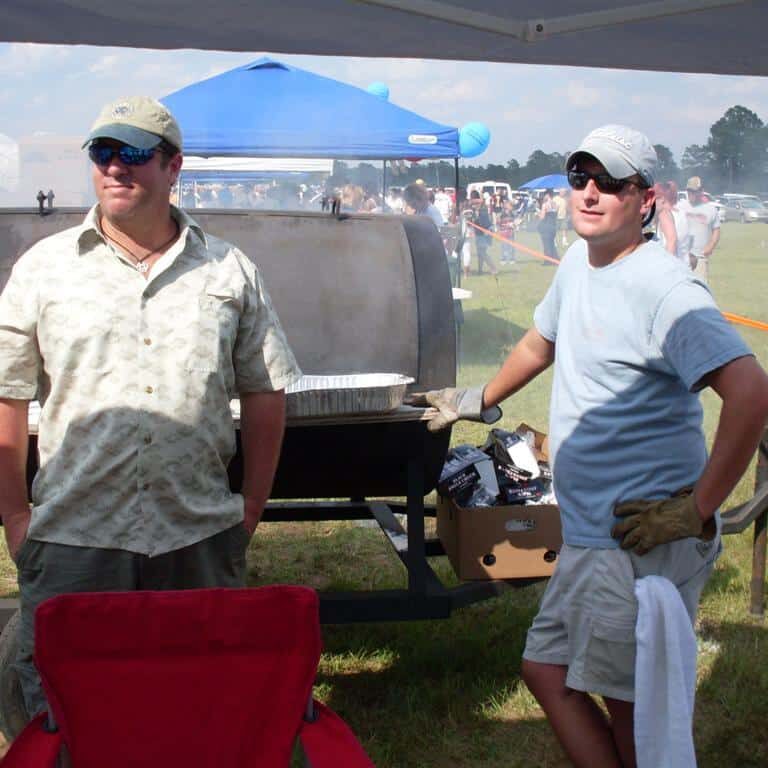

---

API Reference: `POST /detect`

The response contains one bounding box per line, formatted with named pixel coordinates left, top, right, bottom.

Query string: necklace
left=104, top=221, right=179, bottom=274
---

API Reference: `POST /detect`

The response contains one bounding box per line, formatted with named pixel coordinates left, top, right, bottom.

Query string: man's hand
left=239, top=390, right=286, bottom=537
left=3, top=504, right=31, bottom=563
left=0, top=399, right=32, bottom=563
left=611, top=488, right=716, bottom=556
left=405, top=386, right=501, bottom=433
left=242, top=496, right=263, bottom=536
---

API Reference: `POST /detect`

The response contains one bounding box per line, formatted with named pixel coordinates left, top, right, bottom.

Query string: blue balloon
left=459, top=122, right=491, bottom=158
left=366, top=82, right=390, bottom=100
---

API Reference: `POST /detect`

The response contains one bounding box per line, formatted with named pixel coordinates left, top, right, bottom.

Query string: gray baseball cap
left=567, top=125, right=657, bottom=187
left=82, top=96, right=182, bottom=151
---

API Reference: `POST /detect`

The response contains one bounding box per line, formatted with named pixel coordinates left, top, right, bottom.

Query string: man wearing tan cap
left=0, top=96, right=301, bottom=720
left=678, top=175, right=721, bottom=283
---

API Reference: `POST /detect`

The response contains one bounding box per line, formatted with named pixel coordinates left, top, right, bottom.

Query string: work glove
left=405, top=385, right=501, bottom=433
left=611, top=487, right=717, bottom=556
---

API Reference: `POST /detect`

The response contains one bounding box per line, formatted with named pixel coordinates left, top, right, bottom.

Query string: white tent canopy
left=3, top=0, right=767, bottom=75
left=181, top=157, right=334, bottom=174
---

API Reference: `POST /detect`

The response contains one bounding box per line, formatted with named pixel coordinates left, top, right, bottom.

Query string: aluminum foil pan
left=285, top=373, right=414, bottom=418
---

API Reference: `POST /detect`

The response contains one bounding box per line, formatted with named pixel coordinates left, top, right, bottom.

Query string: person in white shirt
left=677, top=176, right=720, bottom=283
left=654, top=180, right=691, bottom=267
left=403, top=182, right=444, bottom=229
left=433, top=187, right=452, bottom=224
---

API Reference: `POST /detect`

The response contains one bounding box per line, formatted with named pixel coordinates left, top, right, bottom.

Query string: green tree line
left=334, top=105, right=768, bottom=195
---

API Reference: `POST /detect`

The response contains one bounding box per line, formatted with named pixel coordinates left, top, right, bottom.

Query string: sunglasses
left=567, top=169, right=645, bottom=195
left=88, top=143, right=159, bottom=167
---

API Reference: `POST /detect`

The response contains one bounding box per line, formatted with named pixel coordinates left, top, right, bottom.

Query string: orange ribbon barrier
left=467, top=220, right=560, bottom=265
left=722, top=312, right=768, bottom=333
left=466, top=221, right=768, bottom=332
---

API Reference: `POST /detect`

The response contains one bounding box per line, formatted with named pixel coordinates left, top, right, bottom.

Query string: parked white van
left=467, top=181, right=513, bottom=200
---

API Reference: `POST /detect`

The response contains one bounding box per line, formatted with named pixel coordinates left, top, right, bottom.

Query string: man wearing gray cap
left=0, top=96, right=301, bottom=720
left=412, top=125, right=768, bottom=765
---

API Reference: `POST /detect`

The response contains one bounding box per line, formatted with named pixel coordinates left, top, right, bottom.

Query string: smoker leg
left=751, top=510, right=767, bottom=617
left=406, top=457, right=428, bottom=595
left=750, top=430, right=768, bottom=617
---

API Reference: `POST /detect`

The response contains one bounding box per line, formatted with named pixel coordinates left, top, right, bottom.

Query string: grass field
left=2, top=223, right=768, bottom=766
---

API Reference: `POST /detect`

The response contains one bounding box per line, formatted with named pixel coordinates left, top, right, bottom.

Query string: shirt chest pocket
left=185, top=289, right=241, bottom=373
left=42, top=296, right=120, bottom=374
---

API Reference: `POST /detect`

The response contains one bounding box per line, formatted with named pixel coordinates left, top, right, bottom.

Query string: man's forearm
left=239, top=390, right=287, bottom=533
left=483, top=328, right=555, bottom=408
left=702, top=229, right=720, bottom=257
left=659, top=210, right=677, bottom=256
left=695, top=357, right=768, bottom=519
left=0, top=399, right=31, bottom=559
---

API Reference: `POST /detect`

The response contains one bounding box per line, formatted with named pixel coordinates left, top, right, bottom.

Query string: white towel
left=634, top=575, right=697, bottom=768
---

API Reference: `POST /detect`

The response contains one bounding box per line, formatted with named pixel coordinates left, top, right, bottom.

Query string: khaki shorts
left=522, top=532, right=720, bottom=702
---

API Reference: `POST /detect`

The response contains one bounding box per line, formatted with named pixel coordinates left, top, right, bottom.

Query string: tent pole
left=383, top=159, right=388, bottom=209
left=454, top=158, right=459, bottom=223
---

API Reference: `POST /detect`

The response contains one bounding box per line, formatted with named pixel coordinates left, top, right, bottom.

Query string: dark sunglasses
left=567, top=169, right=645, bottom=195
left=88, top=143, right=159, bottom=167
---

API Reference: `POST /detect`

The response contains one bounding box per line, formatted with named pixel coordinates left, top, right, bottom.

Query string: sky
left=1, top=41, right=767, bottom=168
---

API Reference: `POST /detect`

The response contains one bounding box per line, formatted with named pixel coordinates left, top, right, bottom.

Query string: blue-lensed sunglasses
left=88, top=143, right=158, bottom=167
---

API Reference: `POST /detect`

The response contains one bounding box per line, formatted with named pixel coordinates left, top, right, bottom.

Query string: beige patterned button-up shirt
left=0, top=205, right=301, bottom=556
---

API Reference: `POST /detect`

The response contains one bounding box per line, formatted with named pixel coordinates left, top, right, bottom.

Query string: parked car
left=722, top=197, right=768, bottom=223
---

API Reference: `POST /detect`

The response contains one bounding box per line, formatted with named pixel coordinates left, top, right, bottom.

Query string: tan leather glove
left=611, top=487, right=717, bottom=556
left=405, top=386, right=502, bottom=433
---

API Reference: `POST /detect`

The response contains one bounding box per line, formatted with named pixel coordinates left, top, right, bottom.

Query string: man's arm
left=407, top=327, right=554, bottom=432
left=0, top=398, right=31, bottom=561
left=238, top=390, right=287, bottom=535
left=701, top=226, right=720, bottom=257
left=483, top=328, right=555, bottom=408
left=694, top=355, right=768, bottom=520
left=658, top=209, right=677, bottom=256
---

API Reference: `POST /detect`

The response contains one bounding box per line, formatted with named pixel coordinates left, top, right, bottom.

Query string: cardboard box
left=437, top=496, right=562, bottom=580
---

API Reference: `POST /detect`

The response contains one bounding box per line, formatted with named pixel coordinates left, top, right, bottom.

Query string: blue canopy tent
left=162, top=57, right=477, bottom=212
left=162, top=58, right=460, bottom=160
left=520, top=174, right=569, bottom=190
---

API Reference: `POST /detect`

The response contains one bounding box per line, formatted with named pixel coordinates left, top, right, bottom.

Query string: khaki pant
left=14, top=524, right=250, bottom=717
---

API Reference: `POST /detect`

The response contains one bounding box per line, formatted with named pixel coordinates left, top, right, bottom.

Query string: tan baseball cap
left=82, top=96, right=182, bottom=151
left=686, top=176, right=703, bottom=191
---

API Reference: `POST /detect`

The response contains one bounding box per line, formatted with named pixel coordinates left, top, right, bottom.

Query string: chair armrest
left=2, top=712, right=63, bottom=767
left=299, top=699, right=374, bottom=768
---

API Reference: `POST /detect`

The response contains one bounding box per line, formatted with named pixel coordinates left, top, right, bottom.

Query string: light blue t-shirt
left=534, top=238, right=751, bottom=548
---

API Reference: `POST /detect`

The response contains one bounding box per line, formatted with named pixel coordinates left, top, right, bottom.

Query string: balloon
left=367, top=82, right=390, bottom=100
left=459, top=122, right=490, bottom=158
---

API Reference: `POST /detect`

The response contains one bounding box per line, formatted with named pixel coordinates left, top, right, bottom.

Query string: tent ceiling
left=3, top=0, right=767, bottom=75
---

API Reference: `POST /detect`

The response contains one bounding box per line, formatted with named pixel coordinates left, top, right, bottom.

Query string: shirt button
left=145, top=386, right=153, bottom=394
left=144, top=338, right=152, bottom=346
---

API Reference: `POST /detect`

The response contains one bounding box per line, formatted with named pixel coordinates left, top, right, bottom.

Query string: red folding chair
left=2, top=586, right=374, bottom=767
